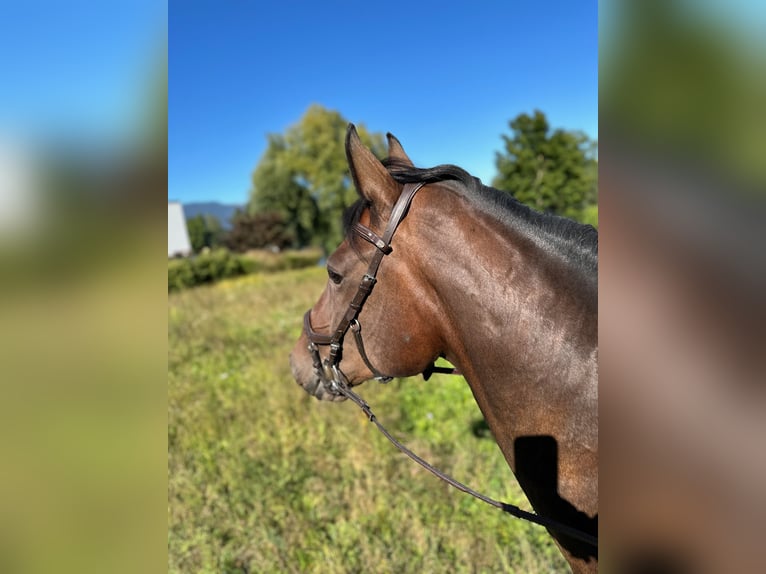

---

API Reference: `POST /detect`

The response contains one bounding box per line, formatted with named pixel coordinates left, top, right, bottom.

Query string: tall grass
left=168, top=268, right=568, bottom=573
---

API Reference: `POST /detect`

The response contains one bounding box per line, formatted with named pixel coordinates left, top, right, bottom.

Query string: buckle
left=354, top=223, right=392, bottom=254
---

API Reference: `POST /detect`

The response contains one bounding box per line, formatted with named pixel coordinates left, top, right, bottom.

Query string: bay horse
left=289, top=125, right=598, bottom=573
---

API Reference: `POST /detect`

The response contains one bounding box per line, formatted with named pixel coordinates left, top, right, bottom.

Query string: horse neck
left=411, top=191, right=598, bottom=466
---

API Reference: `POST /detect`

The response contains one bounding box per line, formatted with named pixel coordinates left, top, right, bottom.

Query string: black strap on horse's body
left=302, top=181, right=597, bottom=550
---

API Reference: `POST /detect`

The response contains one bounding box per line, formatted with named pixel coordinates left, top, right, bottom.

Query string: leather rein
left=302, top=182, right=598, bottom=549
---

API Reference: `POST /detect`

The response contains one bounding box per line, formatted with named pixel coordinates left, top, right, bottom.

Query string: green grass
left=168, top=267, right=568, bottom=573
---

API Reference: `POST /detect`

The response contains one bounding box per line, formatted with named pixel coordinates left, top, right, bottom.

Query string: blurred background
left=600, top=0, right=765, bottom=572
left=0, top=1, right=167, bottom=573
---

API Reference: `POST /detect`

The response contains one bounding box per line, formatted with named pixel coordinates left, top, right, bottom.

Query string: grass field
left=168, top=267, right=568, bottom=573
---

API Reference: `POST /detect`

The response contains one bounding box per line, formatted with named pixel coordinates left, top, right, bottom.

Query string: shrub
left=240, top=248, right=323, bottom=274
left=168, top=248, right=323, bottom=292
left=187, top=250, right=232, bottom=285
left=168, top=258, right=195, bottom=291
left=167, top=249, right=247, bottom=292
left=281, top=249, right=325, bottom=271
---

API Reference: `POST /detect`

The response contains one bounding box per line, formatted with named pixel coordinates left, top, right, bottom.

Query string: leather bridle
left=303, top=182, right=429, bottom=395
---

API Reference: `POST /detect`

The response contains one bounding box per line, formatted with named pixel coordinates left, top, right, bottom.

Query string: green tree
left=492, top=111, right=597, bottom=222
left=223, top=210, right=293, bottom=253
left=249, top=135, right=319, bottom=248
left=186, top=215, right=207, bottom=252
left=186, top=214, right=224, bottom=252
left=202, top=214, right=224, bottom=248
left=249, top=105, right=386, bottom=251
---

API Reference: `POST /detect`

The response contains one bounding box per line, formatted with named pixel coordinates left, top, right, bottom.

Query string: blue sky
left=0, top=0, right=166, bottom=147
left=5, top=1, right=764, bottom=208
left=169, top=1, right=597, bottom=205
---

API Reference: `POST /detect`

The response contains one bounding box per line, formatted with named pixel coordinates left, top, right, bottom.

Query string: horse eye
left=327, top=267, right=343, bottom=285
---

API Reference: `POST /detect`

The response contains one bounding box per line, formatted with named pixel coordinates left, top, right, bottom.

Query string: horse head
left=289, top=125, right=445, bottom=401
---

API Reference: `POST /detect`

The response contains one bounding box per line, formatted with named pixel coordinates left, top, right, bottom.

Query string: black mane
left=344, top=159, right=598, bottom=275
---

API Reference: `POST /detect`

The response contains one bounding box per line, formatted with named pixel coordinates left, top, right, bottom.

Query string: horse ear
left=386, top=132, right=414, bottom=167
left=346, top=124, right=399, bottom=212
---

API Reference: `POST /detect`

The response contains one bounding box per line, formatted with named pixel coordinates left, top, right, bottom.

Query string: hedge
left=168, top=248, right=322, bottom=292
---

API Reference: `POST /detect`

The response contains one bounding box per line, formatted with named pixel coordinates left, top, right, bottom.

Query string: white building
left=0, top=138, right=39, bottom=240
left=168, top=202, right=192, bottom=257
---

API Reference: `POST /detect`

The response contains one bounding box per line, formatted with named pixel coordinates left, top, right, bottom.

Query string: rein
left=302, top=181, right=597, bottom=550
left=332, top=376, right=598, bottom=549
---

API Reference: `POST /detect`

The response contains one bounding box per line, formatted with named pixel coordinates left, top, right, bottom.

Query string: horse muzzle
left=289, top=342, right=348, bottom=402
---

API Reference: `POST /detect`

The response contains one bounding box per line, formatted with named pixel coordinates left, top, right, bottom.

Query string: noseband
left=303, top=182, right=426, bottom=395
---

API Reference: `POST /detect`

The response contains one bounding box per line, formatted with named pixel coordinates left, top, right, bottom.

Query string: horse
left=289, top=125, right=598, bottom=573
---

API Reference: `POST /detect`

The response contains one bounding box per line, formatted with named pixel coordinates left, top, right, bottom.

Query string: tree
left=249, top=134, right=320, bottom=248
left=186, top=215, right=207, bottom=252
left=249, top=105, right=386, bottom=251
left=223, top=210, right=293, bottom=253
left=186, top=214, right=224, bottom=252
left=202, top=214, right=224, bottom=247
left=492, top=111, right=597, bottom=222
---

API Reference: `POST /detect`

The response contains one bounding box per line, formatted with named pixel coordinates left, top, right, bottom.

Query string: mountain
left=183, top=202, right=242, bottom=229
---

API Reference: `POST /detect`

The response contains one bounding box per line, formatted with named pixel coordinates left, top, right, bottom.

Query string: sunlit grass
left=168, top=267, right=567, bottom=573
